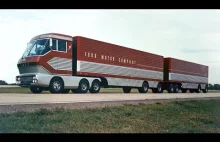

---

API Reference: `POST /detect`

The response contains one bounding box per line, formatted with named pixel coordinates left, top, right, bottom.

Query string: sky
left=0, top=9, right=219, bottom=84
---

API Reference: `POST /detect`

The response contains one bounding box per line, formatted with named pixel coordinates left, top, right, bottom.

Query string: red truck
left=15, top=33, right=208, bottom=94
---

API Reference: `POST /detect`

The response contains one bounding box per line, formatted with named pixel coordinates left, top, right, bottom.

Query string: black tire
left=181, top=89, right=187, bottom=93
left=138, top=82, right=149, bottom=93
left=30, top=86, right=43, bottom=94
left=77, top=79, right=89, bottom=93
left=49, top=77, right=64, bottom=94
left=202, top=85, right=208, bottom=93
left=157, top=83, right=163, bottom=93
left=62, top=89, right=70, bottom=93
left=89, top=80, right=101, bottom=93
left=168, top=84, right=174, bottom=93
left=196, top=85, right=201, bottom=93
left=174, top=84, right=179, bottom=93
left=123, top=87, right=131, bottom=93
left=152, top=83, right=163, bottom=93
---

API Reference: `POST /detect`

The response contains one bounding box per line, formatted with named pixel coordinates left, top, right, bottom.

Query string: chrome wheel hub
left=94, top=83, right=99, bottom=90
left=53, top=81, right=61, bottom=91
left=81, top=83, right=87, bottom=91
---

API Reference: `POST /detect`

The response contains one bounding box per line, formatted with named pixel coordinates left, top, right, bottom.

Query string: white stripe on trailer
left=181, top=83, right=207, bottom=89
left=169, top=73, right=208, bottom=84
left=106, top=77, right=159, bottom=88
left=79, top=60, right=163, bottom=80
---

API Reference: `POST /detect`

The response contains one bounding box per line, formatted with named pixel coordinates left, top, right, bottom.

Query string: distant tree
left=213, top=84, right=220, bottom=90
left=0, top=80, right=8, bottom=85
left=208, top=84, right=213, bottom=90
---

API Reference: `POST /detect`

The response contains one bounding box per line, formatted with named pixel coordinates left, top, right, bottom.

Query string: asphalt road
left=0, top=85, right=19, bottom=88
left=0, top=93, right=220, bottom=105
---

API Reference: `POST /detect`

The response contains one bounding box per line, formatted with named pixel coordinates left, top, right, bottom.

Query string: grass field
left=0, top=86, right=219, bottom=94
left=0, top=99, right=220, bottom=133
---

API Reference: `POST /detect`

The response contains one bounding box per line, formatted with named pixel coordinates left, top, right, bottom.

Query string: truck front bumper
left=16, top=74, right=38, bottom=87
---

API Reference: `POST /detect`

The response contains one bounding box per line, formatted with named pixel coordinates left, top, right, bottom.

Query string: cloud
left=181, top=48, right=220, bottom=53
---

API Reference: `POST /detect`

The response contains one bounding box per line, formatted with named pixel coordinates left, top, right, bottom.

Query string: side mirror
left=49, top=38, right=52, bottom=47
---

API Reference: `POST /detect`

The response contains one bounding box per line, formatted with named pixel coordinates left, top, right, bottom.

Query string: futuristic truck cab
left=16, top=33, right=101, bottom=94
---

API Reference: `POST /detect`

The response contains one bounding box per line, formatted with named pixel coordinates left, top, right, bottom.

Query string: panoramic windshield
left=22, top=39, right=51, bottom=57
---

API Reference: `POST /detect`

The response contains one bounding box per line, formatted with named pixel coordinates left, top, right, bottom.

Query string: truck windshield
left=22, top=39, right=51, bottom=57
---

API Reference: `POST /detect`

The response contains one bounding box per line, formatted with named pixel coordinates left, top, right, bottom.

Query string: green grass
left=0, top=99, right=220, bottom=133
left=0, top=87, right=219, bottom=94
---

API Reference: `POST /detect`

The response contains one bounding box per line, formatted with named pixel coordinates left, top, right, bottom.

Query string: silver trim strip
left=32, top=34, right=72, bottom=41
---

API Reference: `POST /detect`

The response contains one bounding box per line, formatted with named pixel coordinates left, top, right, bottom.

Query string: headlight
left=33, top=76, right=38, bottom=83
left=16, top=77, right=20, bottom=81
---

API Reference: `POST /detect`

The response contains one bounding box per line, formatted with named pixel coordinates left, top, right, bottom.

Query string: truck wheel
left=174, top=84, right=179, bottom=93
left=138, top=82, right=148, bottom=93
left=123, top=87, right=131, bottom=93
left=157, top=83, right=163, bottom=93
left=89, top=80, right=101, bottom=93
left=30, top=86, right=43, bottom=94
left=62, top=89, right=70, bottom=93
left=202, top=85, right=208, bottom=93
left=49, top=77, right=64, bottom=94
left=168, top=84, right=174, bottom=93
left=152, top=83, right=163, bottom=93
left=196, top=85, right=201, bottom=93
left=77, top=79, right=89, bottom=93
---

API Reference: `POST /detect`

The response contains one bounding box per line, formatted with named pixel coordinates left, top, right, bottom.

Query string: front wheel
left=49, top=78, right=64, bottom=94
left=30, top=86, right=43, bottom=94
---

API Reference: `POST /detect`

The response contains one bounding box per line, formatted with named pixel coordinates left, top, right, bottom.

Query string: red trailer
left=163, top=57, right=208, bottom=93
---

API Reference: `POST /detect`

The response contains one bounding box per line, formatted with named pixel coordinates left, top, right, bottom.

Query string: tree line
left=208, top=84, right=220, bottom=90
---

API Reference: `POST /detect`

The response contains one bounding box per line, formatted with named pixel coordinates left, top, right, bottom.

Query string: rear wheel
left=138, top=82, right=148, bottom=93
left=202, top=85, right=208, bottom=93
left=152, top=83, right=163, bottom=93
left=157, top=83, right=163, bottom=93
left=196, top=85, right=201, bottom=93
left=174, top=84, right=179, bottom=93
left=168, top=84, right=174, bottom=93
left=30, top=86, right=43, bottom=94
left=123, top=87, right=131, bottom=93
left=77, top=79, right=89, bottom=93
left=89, top=80, right=101, bottom=93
